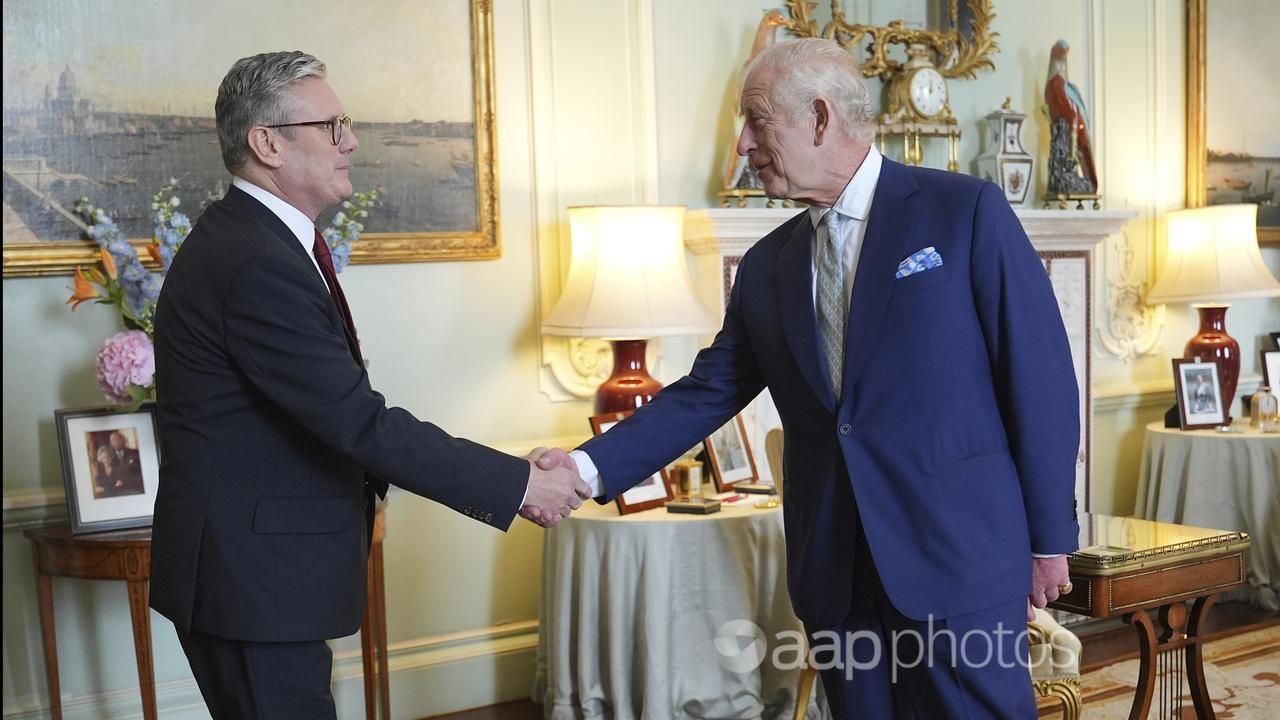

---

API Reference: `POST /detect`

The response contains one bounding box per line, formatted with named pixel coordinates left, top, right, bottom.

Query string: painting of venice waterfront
left=2, top=0, right=480, bottom=244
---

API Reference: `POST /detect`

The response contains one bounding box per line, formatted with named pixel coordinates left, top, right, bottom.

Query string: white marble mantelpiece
left=684, top=207, right=1137, bottom=510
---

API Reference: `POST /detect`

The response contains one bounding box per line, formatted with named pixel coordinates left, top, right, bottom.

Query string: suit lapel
left=841, top=159, right=919, bottom=400
left=777, top=214, right=836, bottom=414
left=223, top=186, right=361, bottom=357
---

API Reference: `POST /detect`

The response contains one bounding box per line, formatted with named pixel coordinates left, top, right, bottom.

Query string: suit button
left=839, top=423, right=852, bottom=436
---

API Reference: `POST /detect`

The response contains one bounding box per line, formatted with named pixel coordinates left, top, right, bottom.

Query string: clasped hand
left=520, top=447, right=591, bottom=528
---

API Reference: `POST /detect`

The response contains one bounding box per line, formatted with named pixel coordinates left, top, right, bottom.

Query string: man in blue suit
left=550, top=38, right=1079, bottom=717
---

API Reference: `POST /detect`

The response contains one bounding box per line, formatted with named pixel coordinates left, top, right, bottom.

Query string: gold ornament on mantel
left=782, top=0, right=1001, bottom=171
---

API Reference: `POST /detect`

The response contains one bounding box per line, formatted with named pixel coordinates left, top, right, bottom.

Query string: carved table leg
left=34, top=571, right=62, bottom=720
left=372, top=539, right=390, bottom=719
left=1185, top=594, right=1219, bottom=719
left=125, top=579, right=157, bottom=720
left=361, top=579, right=377, bottom=720
left=1122, top=608, right=1158, bottom=720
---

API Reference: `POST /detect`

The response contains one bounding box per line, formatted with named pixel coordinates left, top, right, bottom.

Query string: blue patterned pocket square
left=895, top=247, right=944, bottom=279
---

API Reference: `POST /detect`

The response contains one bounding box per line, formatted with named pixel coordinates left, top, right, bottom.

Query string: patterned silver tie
left=816, top=210, right=846, bottom=398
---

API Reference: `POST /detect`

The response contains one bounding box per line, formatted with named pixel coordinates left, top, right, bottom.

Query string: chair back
left=765, top=428, right=785, bottom=501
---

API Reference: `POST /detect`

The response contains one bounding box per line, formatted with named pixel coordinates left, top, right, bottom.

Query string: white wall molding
left=2, top=488, right=67, bottom=531
left=1, top=622, right=540, bottom=720
left=1092, top=0, right=1165, bottom=364
left=534, top=0, right=668, bottom=403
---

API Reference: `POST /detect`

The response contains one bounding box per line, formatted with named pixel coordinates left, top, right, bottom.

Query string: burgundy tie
left=312, top=230, right=363, bottom=367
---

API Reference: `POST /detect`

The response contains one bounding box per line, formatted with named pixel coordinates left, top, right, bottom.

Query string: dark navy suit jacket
left=150, top=185, right=528, bottom=642
left=580, top=159, right=1080, bottom=629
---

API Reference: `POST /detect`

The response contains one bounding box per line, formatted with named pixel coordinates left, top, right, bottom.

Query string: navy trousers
left=808, top=518, right=1037, bottom=719
left=178, top=628, right=337, bottom=719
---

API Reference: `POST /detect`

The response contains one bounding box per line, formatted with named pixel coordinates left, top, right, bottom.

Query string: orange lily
left=147, top=243, right=164, bottom=266
left=99, top=248, right=118, bottom=279
left=66, top=268, right=101, bottom=310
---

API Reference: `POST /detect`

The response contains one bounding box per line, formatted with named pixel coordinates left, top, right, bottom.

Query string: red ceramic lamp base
left=1185, top=304, right=1239, bottom=422
left=595, top=339, right=664, bottom=413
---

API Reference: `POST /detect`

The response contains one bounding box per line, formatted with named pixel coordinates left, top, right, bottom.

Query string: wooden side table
left=23, top=526, right=156, bottom=720
left=1050, top=513, right=1251, bottom=720
left=25, top=512, right=391, bottom=720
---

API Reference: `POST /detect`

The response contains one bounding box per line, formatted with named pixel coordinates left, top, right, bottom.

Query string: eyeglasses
left=264, top=114, right=353, bottom=145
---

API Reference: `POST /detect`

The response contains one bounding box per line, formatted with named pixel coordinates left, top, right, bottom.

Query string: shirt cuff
left=569, top=450, right=604, bottom=498
left=1031, top=553, right=1065, bottom=558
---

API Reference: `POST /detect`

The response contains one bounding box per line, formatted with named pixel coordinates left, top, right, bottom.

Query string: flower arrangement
left=67, top=182, right=378, bottom=407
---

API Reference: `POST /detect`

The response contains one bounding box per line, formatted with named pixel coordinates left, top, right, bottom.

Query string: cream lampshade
left=1148, top=204, right=1280, bottom=419
left=542, top=205, right=718, bottom=412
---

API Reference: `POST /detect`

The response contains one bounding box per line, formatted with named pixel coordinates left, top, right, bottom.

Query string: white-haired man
left=550, top=38, right=1079, bottom=717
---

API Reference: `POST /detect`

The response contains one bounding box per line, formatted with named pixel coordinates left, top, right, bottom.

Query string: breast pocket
left=894, top=264, right=950, bottom=293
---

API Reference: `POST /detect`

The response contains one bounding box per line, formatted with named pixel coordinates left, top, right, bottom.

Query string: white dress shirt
left=807, top=144, right=882, bottom=309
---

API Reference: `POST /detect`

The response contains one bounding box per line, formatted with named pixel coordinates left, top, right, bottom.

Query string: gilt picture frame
left=1185, top=0, right=1279, bottom=247
left=2, top=0, right=500, bottom=277
left=588, top=410, right=673, bottom=515
left=704, top=415, right=760, bottom=492
left=55, top=404, right=161, bottom=534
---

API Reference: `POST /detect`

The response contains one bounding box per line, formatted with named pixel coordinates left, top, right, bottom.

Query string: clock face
left=909, top=68, right=947, bottom=118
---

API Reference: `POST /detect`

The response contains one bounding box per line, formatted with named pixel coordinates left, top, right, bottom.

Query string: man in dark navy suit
left=547, top=39, right=1079, bottom=718
left=150, top=51, right=589, bottom=719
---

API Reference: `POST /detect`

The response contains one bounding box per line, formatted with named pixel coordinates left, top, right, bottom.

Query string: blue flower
left=330, top=242, right=351, bottom=273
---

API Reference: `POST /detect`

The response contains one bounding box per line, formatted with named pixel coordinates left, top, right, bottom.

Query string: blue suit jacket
left=580, top=159, right=1080, bottom=629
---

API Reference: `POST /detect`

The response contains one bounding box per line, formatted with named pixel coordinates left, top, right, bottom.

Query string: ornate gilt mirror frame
left=781, top=0, right=1000, bottom=81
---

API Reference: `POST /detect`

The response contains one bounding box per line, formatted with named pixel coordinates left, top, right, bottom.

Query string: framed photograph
left=1171, top=359, right=1226, bottom=430
left=1185, top=0, right=1279, bottom=247
left=1262, top=350, right=1280, bottom=390
left=705, top=415, right=760, bottom=492
left=1, top=0, right=500, bottom=277
left=588, top=410, right=673, bottom=515
left=55, top=404, right=161, bottom=534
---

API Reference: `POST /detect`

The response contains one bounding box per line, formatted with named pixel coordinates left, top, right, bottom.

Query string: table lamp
left=541, top=205, right=718, bottom=412
left=1147, top=204, right=1280, bottom=420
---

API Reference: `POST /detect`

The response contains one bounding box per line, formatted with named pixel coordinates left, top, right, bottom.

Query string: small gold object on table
left=753, top=492, right=780, bottom=509
left=665, top=459, right=721, bottom=514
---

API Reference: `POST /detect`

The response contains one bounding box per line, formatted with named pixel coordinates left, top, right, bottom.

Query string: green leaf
left=122, top=384, right=153, bottom=412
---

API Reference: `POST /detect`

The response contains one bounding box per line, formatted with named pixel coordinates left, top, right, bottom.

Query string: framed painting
left=55, top=404, right=161, bottom=534
left=704, top=415, right=760, bottom=492
left=1171, top=358, right=1226, bottom=430
left=588, top=410, right=674, bottom=515
left=2, top=0, right=499, bottom=277
left=1186, top=0, right=1279, bottom=247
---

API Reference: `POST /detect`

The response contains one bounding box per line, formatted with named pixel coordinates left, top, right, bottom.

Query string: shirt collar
left=230, top=176, right=318, bottom=250
left=807, top=144, right=883, bottom=229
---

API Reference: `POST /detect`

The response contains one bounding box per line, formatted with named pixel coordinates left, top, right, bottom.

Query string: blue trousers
left=808, top=519, right=1037, bottom=719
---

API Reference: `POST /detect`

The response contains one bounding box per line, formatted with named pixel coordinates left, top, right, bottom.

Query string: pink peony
left=96, top=330, right=155, bottom=403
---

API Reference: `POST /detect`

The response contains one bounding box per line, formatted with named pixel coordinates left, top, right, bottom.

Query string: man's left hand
left=1027, top=555, right=1070, bottom=621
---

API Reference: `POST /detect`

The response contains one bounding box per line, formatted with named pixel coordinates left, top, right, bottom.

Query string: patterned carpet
left=1068, top=623, right=1280, bottom=718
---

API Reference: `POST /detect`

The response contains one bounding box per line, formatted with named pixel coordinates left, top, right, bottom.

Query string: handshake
left=520, top=447, right=593, bottom=528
